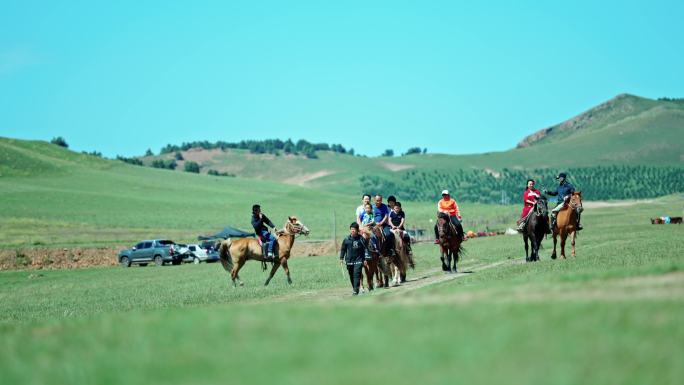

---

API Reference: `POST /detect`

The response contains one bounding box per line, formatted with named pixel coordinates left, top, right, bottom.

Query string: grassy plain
left=0, top=195, right=682, bottom=385
left=0, top=138, right=518, bottom=248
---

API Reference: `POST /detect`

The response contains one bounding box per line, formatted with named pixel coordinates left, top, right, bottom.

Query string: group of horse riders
left=516, top=172, right=583, bottom=232
left=251, top=172, right=583, bottom=295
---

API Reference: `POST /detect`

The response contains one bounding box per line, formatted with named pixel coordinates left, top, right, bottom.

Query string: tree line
left=359, top=165, right=684, bottom=204
left=158, top=139, right=355, bottom=159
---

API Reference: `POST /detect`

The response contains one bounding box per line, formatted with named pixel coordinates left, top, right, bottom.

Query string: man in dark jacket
left=251, top=204, right=277, bottom=260
left=544, top=172, right=583, bottom=231
left=340, top=222, right=371, bottom=295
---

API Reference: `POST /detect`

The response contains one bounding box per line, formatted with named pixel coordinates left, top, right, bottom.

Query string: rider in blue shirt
left=372, top=195, right=396, bottom=256
left=543, top=172, right=583, bottom=231
left=251, top=204, right=277, bottom=260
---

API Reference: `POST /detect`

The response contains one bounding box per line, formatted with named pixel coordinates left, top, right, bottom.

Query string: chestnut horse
left=438, top=217, right=463, bottom=273
left=218, top=216, right=310, bottom=287
left=551, top=192, right=582, bottom=259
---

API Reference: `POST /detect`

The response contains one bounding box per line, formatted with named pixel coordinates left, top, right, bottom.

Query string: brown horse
left=438, top=217, right=463, bottom=273
left=362, top=224, right=394, bottom=288
left=551, top=192, right=582, bottom=259
left=391, top=228, right=413, bottom=284
left=218, top=216, right=310, bottom=287
left=359, top=225, right=382, bottom=291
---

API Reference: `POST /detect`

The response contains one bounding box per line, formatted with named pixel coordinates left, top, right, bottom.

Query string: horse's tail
left=218, top=238, right=234, bottom=272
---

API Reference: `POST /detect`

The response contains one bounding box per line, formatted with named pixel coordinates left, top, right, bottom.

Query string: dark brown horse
left=551, top=192, right=582, bottom=259
left=523, top=197, right=549, bottom=262
left=362, top=224, right=395, bottom=288
left=438, top=217, right=463, bottom=273
left=218, top=216, right=310, bottom=287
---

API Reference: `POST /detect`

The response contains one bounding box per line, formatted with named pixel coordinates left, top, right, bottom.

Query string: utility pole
left=333, top=210, right=337, bottom=251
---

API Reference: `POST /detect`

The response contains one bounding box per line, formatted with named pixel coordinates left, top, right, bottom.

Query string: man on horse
left=251, top=204, right=277, bottom=260
left=434, top=190, right=465, bottom=243
left=544, top=172, right=583, bottom=231
left=372, top=194, right=397, bottom=257
left=340, top=222, right=372, bottom=295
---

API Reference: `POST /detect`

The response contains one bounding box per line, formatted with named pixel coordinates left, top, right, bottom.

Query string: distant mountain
left=517, top=94, right=684, bottom=150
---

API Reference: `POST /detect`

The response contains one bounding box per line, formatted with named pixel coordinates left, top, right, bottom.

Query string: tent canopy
left=198, top=226, right=255, bottom=240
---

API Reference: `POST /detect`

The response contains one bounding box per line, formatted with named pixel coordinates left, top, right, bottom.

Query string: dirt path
left=259, top=258, right=523, bottom=304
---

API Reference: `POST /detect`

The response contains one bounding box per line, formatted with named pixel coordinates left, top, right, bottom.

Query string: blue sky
left=1, top=0, right=682, bottom=157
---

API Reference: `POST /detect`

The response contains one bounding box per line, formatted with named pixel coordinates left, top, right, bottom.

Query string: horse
left=551, top=192, right=582, bottom=259
left=522, top=197, right=548, bottom=262
left=357, top=224, right=383, bottom=291
left=363, top=224, right=395, bottom=288
left=389, top=228, right=412, bottom=285
left=217, top=216, right=310, bottom=287
left=437, top=217, right=463, bottom=273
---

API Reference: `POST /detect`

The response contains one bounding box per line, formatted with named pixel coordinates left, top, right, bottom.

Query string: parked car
left=118, top=239, right=182, bottom=267
left=181, top=244, right=219, bottom=264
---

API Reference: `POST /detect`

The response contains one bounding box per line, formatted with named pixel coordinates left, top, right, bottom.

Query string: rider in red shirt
left=517, top=179, right=542, bottom=232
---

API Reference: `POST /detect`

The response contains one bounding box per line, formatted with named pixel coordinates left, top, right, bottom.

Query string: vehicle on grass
left=118, top=239, right=182, bottom=267
left=181, top=244, right=219, bottom=264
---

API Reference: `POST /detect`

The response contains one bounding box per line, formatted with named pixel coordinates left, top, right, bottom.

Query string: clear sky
left=1, top=0, right=682, bottom=157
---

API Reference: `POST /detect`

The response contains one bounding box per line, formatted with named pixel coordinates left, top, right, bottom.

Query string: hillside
left=0, top=138, right=517, bottom=248
left=141, top=94, right=684, bottom=196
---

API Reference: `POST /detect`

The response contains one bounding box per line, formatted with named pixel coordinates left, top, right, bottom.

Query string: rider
left=516, top=179, right=542, bottom=232
left=390, top=201, right=413, bottom=257
left=355, top=194, right=372, bottom=226
left=372, top=194, right=396, bottom=256
left=543, top=172, right=583, bottom=231
left=251, top=204, right=277, bottom=260
left=434, top=190, right=465, bottom=243
left=359, top=203, right=377, bottom=252
left=387, top=195, right=397, bottom=211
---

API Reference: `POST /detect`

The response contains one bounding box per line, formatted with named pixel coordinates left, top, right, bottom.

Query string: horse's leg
left=571, top=231, right=576, bottom=257
left=560, top=232, right=567, bottom=259
left=551, top=233, right=557, bottom=260
left=264, top=260, right=281, bottom=286
left=230, top=259, right=246, bottom=287
left=280, top=257, right=293, bottom=285
left=524, top=234, right=529, bottom=262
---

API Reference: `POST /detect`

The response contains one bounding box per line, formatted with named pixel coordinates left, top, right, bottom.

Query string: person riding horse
left=544, top=172, right=583, bottom=231
left=517, top=179, right=549, bottom=233
left=251, top=204, right=277, bottom=260
left=372, top=194, right=397, bottom=257
left=434, top=190, right=465, bottom=243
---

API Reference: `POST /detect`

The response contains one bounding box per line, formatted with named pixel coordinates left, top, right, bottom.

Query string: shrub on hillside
left=184, top=161, right=200, bottom=173
left=50, top=137, right=69, bottom=148
left=116, top=155, right=143, bottom=166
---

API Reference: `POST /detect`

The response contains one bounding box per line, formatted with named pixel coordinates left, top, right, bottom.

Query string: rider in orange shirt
left=434, top=190, right=465, bottom=243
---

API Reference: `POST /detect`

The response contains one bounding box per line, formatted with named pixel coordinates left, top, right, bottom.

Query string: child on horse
left=434, top=190, right=465, bottom=243
left=251, top=204, right=277, bottom=260
left=544, top=172, right=583, bottom=231
left=390, top=201, right=413, bottom=258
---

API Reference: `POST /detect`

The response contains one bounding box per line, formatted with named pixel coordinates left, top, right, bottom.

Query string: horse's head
left=535, top=197, right=549, bottom=216
left=284, top=216, right=310, bottom=236
left=570, top=191, right=583, bottom=209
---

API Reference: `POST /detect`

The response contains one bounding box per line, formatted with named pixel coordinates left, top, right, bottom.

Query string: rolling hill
left=141, top=94, right=684, bottom=197
left=0, top=138, right=517, bottom=248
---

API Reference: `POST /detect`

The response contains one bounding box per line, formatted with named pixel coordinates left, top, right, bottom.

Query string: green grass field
left=1, top=195, right=682, bottom=385
left=0, top=138, right=519, bottom=248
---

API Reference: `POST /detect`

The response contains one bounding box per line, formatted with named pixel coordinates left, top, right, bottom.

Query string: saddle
left=256, top=234, right=279, bottom=260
